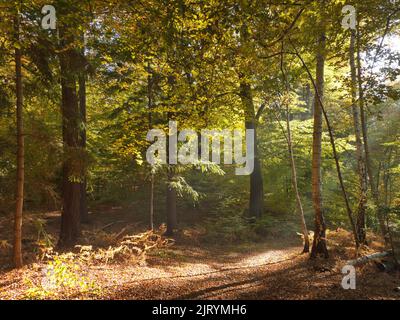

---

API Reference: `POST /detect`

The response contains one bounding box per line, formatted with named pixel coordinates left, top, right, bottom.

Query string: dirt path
left=98, top=244, right=298, bottom=299
left=1, top=212, right=399, bottom=300
left=92, top=239, right=399, bottom=300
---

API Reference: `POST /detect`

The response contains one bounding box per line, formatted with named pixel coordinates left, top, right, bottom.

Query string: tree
left=13, top=9, right=24, bottom=268
left=57, top=5, right=83, bottom=246
left=349, top=28, right=368, bottom=245
left=239, top=78, right=264, bottom=219
left=78, top=33, right=88, bottom=224
left=236, top=13, right=265, bottom=219
left=356, top=24, right=390, bottom=246
left=278, top=49, right=310, bottom=253
left=310, top=0, right=328, bottom=259
left=147, top=62, right=155, bottom=231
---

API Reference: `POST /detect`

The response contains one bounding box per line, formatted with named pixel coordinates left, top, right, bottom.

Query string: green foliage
left=33, top=218, right=54, bottom=248
left=23, top=254, right=100, bottom=299
left=202, top=195, right=252, bottom=243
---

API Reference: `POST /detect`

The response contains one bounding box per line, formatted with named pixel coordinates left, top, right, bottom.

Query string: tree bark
left=78, top=48, right=88, bottom=223
left=13, top=13, right=24, bottom=268
left=310, top=47, right=328, bottom=258
left=239, top=81, right=264, bottom=219
left=310, top=0, right=328, bottom=258
left=58, top=27, right=81, bottom=247
left=165, top=111, right=177, bottom=236
left=350, top=30, right=368, bottom=245
left=356, top=25, right=390, bottom=246
left=148, top=62, right=154, bottom=231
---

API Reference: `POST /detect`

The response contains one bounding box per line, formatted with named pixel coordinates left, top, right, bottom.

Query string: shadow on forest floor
left=0, top=207, right=399, bottom=300
left=106, top=238, right=400, bottom=300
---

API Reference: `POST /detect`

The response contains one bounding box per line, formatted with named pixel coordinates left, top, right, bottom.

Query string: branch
left=346, top=251, right=392, bottom=266
left=372, top=8, right=400, bottom=68
left=271, top=102, right=290, bottom=145
left=259, top=5, right=307, bottom=50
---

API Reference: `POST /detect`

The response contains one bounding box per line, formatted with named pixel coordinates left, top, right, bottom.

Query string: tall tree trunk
left=350, top=30, right=368, bottom=245
left=290, top=1, right=359, bottom=254
left=78, top=45, right=88, bottom=223
left=148, top=63, right=154, bottom=231
left=239, top=81, right=264, bottom=219
left=285, top=105, right=310, bottom=253
left=291, top=42, right=359, bottom=250
left=165, top=112, right=177, bottom=236
left=310, top=0, right=328, bottom=258
left=13, top=13, right=24, bottom=268
left=58, top=28, right=81, bottom=247
left=356, top=25, right=390, bottom=246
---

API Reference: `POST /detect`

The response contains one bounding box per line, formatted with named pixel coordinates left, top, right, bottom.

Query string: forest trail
left=1, top=210, right=399, bottom=300
left=105, top=245, right=302, bottom=300
left=99, top=239, right=399, bottom=300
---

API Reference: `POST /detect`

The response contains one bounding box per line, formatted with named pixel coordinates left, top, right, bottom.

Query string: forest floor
left=0, top=207, right=399, bottom=300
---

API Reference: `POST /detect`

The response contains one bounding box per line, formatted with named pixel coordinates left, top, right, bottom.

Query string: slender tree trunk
left=310, top=0, right=328, bottom=258
left=279, top=49, right=309, bottom=253
left=13, top=13, right=24, bottom=268
left=239, top=81, right=264, bottom=219
left=350, top=30, right=368, bottom=245
left=356, top=25, right=390, bottom=246
left=383, top=148, right=393, bottom=207
left=285, top=105, right=310, bottom=253
left=78, top=46, right=88, bottom=223
left=58, top=28, right=81, bottom=247
left=165, top=111, right=177, bottom=236
left=291, top=42, right=359, bottom=250
left=148, top=63, right=154, bottom=231
left=150, top=175, right=154, bottom=230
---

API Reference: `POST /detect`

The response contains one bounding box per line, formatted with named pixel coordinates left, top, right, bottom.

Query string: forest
left=0, top=0, right=400, bottom=301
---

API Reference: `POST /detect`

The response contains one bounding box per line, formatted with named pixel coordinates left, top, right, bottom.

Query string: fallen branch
left=346, top=251, right=392, bottom=266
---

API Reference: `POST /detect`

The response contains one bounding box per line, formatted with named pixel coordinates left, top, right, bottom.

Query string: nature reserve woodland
left=0, top=0, right=400, bottom=301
